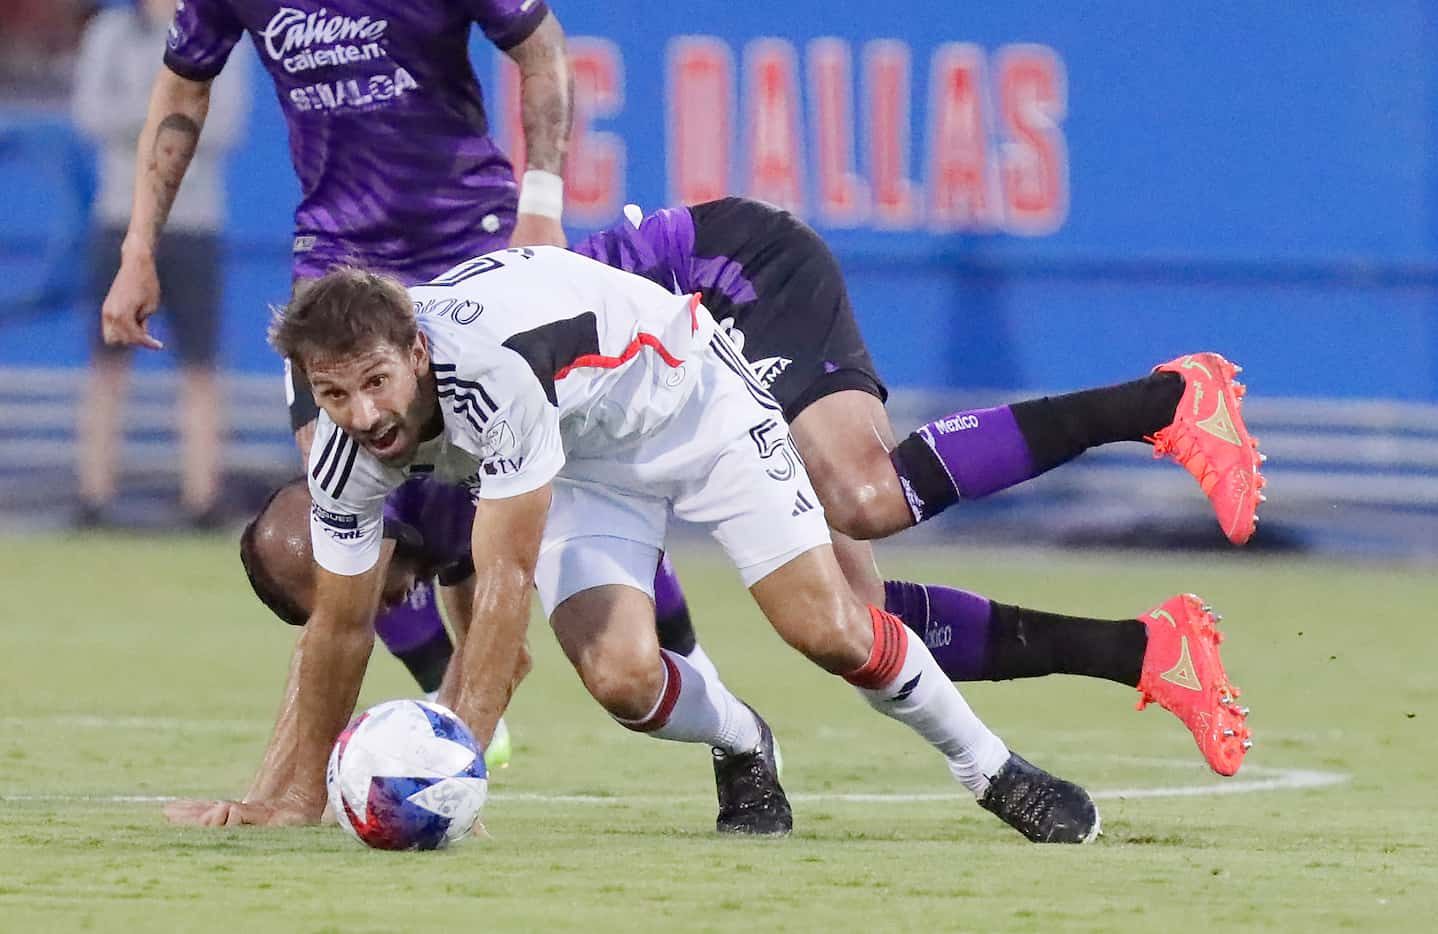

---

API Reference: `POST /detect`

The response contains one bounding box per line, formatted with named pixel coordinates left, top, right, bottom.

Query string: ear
left=411, top=332, right=430, bottom=376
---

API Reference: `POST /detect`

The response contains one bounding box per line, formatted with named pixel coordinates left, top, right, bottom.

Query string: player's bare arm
left=505, top=12, right=572, bottom=249
left=237, top=538, right=406, bottom=805
left=165, top=560, right=385, bottom=828
left=102, top=67, right=212, bottom=351
left=439, top=483, right=552, bottom=746
left=435, top=573, right=535, bottom=710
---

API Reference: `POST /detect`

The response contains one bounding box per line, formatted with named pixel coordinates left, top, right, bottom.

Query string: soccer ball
left=326, top=699, right=488, bottom=850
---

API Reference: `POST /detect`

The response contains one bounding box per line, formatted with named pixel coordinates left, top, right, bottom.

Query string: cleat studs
left=1234, top=365, right=1243, bottom=374
left=1237, top=706, right=1250, bottom=717
left=1258, top=493, right=1267, bottom=503
left=1259, top=453, right=1268, bottom=463
left=1223, top=729, right=1236, bottom=737
left=1241, top=739, right=1253, bottom=750
left=1220, top=694, right=1233, bottom=705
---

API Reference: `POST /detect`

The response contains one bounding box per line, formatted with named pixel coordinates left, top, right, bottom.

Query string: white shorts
left=532, top=331, right=832, bottom=615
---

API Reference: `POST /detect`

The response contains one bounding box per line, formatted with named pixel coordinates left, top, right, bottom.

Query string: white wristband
left=517, top=170, right=564, bottom=220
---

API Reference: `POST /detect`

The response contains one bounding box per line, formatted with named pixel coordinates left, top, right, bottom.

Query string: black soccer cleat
left=712, top=705, right=792, bottom=836
left=978, top=752, right=1101, bottom=844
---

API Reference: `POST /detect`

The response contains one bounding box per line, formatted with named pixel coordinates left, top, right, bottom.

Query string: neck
left=417, top=371, right=443, bottom=443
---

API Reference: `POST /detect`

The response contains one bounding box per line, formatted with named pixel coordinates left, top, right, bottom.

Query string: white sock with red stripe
left=845, top=607, right=1010, bottom=796
left=614, top=649, right=762, bottom=754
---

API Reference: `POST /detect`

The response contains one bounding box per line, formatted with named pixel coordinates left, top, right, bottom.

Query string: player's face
left=306, top=339, right=432, bottom=466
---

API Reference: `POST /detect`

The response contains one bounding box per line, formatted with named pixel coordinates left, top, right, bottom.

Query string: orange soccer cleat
left=1150, top=352, right=1266, bottom=545
left=1136, top=593, right=1251, bottom=776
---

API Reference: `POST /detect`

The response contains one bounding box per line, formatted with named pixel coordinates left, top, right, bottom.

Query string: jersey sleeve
left=463, top=0, right=550, bottom=51
left=446, top=348, right=565, bottom=501
left=163, top=0, right=245, bottom=82
left=307, top=421, right=391, bottom=577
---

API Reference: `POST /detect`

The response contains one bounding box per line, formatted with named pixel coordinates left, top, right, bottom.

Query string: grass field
left=2, top=533, right=1435, bottom=932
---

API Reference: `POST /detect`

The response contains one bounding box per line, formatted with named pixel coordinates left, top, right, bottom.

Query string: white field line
left=0, top=762, right=1347, bottom=805
left=0, top=716, right=1349, bottom=804
left=0, top=715, right=264, bottom=732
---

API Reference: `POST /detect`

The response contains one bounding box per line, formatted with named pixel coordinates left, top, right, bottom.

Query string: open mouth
left=367, top=424, right=402, bottom=456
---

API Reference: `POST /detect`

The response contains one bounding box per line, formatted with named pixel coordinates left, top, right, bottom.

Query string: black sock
left=986, top=602, right=1148, bottom=686
left=1010, top=371, right=1183, bottom=474
left=393, top=632, right=453, bottom=694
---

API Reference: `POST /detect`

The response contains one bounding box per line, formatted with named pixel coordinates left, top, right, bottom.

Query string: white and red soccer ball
left=327, top=699, right=488, bottom=850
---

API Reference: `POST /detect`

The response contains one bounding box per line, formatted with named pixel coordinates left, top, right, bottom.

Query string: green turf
left=2, top=533, right=1435, bottom=932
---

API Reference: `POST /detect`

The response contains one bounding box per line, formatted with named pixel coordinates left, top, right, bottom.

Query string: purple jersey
left=572, top=206, right=698, bottom=294
left=572, top=203, right=758, bottom=306
left=165, top=0, right=547, bottom=282
left=383, top=477, right=476, bottom=583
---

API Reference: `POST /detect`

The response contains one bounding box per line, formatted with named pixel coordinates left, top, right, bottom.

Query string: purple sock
left=889, top=406, right=1037, bottom=522
left=653, top=553, right=697, bottom=656
left=886, top=580, right=1148, bottom=685
left=883, top=580, right=994, bottom=681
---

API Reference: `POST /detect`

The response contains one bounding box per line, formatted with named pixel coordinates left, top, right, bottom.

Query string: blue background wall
left=3, top=1, right=1436, bottom=401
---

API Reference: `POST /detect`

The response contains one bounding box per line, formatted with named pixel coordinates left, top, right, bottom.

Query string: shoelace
left=1147, top=430, right=1221, bottom=495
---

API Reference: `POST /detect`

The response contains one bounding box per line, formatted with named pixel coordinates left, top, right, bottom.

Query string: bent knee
left=576, top=651, right=664, bottom=722
left=818, top=473, right=909, bottom=541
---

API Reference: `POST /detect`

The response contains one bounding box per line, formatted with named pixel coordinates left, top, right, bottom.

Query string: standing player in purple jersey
left=96, top=0, right=573, bottom=719
left=574, top=198, right=1262, bottom=776
left=97, top=0, right=574, bottom=451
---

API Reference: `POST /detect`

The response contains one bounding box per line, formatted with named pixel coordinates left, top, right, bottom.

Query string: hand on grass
left=164, top=790, right=323, bottom=828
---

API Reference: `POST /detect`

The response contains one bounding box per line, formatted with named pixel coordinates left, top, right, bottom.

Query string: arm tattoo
left=514, top=26, right=573, bottom=175
left=148, top=113, right=202, bottom=239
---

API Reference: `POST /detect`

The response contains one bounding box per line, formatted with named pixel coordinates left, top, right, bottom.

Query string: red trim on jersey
left=689, top=292, right=701, bottom=333
left=553, top=332, right=684, bottom=380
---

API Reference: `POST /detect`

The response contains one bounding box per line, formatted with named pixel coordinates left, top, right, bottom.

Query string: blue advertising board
left=2, top=1, right=1435, bottom=401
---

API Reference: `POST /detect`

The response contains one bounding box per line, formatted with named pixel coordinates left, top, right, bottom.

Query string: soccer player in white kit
left=209, top=246, right=1099, bottom=842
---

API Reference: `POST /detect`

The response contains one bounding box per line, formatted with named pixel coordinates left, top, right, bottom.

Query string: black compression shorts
left=688, top=198, right=886, bottom=422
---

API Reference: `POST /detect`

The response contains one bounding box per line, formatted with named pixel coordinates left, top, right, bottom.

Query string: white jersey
left=308, top=246, right=715, bottom=576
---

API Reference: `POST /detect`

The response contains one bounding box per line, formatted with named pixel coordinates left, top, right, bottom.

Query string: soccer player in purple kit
left=574, top=198, right=1261, bottom=777
left=96, top=0, right=574, bottom=740
left=98, top=0, right=573, bottom=440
